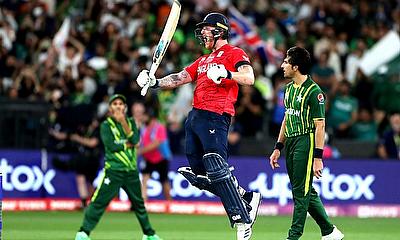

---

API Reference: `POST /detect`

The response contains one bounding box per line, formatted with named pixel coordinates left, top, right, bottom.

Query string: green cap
left=108, top=94, right=126, bottom=105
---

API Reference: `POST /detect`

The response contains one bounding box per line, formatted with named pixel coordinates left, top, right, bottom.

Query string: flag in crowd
left=228, top=6, right=283, bottom=67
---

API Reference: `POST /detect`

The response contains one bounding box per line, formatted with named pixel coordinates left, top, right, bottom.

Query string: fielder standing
left=137, top=12, right=261, bottom=240
left=75, top=94, right=162, bottom=240
left=269, top=46, right=344, bottom=240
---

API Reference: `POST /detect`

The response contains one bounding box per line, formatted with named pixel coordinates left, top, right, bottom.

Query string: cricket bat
left=141, top=0, right=181, bottom=96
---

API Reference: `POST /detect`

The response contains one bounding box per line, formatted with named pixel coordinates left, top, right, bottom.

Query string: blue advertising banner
left=1, top=150, right=400, bottom=206
left=0, top=150, right=78, bottom=198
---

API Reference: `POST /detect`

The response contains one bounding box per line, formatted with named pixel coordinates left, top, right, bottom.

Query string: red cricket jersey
left=185, top=44, right=251, bottom=116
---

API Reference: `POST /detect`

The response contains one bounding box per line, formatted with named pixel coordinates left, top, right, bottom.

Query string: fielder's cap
left=196, top=12, right=230, bottom=31
left=109, top=94, right=126, bottom=105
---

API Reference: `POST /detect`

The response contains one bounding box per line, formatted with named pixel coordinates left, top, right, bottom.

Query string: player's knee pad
left=177, top=166, right=212, bottom=191
left=203, top=153, right=251, bottom=226
left=203, top=152, right=232, bottom=182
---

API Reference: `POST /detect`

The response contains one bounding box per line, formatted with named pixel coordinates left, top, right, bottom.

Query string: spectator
left=328, top=80, right=358, bottom=138
left=138, top=107, right=173, bottom=201
left=311, top=50, right=338, bottom=97
left=377, top=112, right=400, bottom=160
left=13, top=67, right=41, bottom=100
left=132, top=101, right=146, bottom=130
left=351, top=108, right=378, bottom=142
left=50, top=117, right=101, bottom=209
left=345, top=39, right=367, bottom=85
left=269, top=73, right=288, bottom=138
left=55, top=37, right=85, bottom=80
left=228, top=116, right=243, bottom=156
left=236, top=85, right=266, bottom=137
left=323, top=133, right=341, bottom=159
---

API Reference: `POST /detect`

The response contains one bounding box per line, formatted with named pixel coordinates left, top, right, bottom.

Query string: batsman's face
left=201, top=26, right=216, bottom=49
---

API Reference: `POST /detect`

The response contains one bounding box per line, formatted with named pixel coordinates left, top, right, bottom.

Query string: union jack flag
left=228, top=6, right=283, bottom=66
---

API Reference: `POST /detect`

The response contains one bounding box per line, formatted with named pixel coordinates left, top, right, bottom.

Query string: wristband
left=274, top=142, right=284, bottom=151
left=150, top=79, right=159, bottom=89
left=226, top=70, right=232, bottom=79
left=313, top=148, right=323, bottom=159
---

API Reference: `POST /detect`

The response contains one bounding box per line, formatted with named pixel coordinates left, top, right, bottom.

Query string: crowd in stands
left=0, top=0, right=399, bottom=159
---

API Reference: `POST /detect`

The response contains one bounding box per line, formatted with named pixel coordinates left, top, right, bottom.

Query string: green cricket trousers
left=285, top=133, right=334, bottom=240
left=80, top=168, right=155, bottom=236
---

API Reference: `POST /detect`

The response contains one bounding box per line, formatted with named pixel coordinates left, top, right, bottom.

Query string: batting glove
left=137, top=70, right=157, bottom=88
left=207, top=64, right=232, bottom=84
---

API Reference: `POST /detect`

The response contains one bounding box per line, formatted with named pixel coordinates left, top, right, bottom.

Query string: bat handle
left=141, top=82, right=150, bottom=96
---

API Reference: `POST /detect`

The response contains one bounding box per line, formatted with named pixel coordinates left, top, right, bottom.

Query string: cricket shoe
left=321, top=226, right=344, bottom=240
left=236, top=222, right=252, bottom=240
left=248, top=192, right=262, bottom=226
left=142, top=234, right=163, bottom=240
left=75, top=231, right=91, bottom=240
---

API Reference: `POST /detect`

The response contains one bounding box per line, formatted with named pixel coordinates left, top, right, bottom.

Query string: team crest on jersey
left=317, top=93, right=325, bottom=103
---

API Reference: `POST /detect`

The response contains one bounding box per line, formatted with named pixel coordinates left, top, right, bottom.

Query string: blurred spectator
left=138, top=107, right=172, bottom=201
left=236, top=85, right=266, bottom=137
left=311, top=50, right=338, bottom=97
left=132, top=100, right=146, bottom=130
left=377, top=112, right=400, bottom=160
left=13, top=66, right=41, bottom=100
left=269, top=73, right=287, bottom=138
left=55, top=37, right=85, bottom=79
left=327, top=80, right=358, bottom=138
left=260, top=17, right=285, bottom=49
left=323, top=133, right=341, bottom=159
left=50, top=117, right=101, bottom=209
left=350, top=108, right=378, bottom=142
left=228, top=116, right=243, bottom=156
left=345, top=39, right=367, bottom=85
left=352, top=70, right=374, bottom=110
left=167, top=83, right=193, bottom=154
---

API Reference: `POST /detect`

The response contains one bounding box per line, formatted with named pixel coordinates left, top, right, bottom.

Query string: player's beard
left=201, top=35, right=214, bottom=49
left=283, top=69, right=293, bottom=79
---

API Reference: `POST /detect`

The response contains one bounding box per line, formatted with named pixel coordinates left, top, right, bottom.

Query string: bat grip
left=140, top=83, right=150, bottom=96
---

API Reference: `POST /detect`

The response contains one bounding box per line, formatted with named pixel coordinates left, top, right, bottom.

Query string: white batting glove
left=207, top=64, right=232, bottom=84
left=136, top=70, right=157, bottom=88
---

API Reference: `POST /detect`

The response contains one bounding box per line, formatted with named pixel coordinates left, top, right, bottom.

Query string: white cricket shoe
left=236, top=222, right=252, bottom=240
left=249, top=192, right=262, bottom=226
left=322, top=226, right=344, bottom=240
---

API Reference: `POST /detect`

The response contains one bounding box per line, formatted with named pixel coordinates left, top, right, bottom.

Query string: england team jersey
left=185, top=44, right=251, bottom=116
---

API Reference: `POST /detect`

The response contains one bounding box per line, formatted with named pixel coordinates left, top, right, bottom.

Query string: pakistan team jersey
left=100, top=117, right=140, bottom=171
left=185, top=44, right=251, bottom=116
left=284, top=76, right=325, bottom=138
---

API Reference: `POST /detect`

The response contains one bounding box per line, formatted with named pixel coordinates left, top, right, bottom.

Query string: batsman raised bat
left=141, top=0, right=181, bottom=96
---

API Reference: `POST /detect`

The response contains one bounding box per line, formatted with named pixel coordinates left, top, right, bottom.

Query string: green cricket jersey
left=100, top=116, right=140, bottom=171
left=284, top=76, right=325, bottom=138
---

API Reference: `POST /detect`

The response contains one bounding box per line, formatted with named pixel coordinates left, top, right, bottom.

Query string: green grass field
left=3, top=211, right=399, bottom=240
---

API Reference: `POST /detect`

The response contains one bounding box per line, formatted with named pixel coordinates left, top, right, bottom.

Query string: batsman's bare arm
left=231, top=65, right=255, bottom=86
left=158, top=70, right=192, bottom=89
